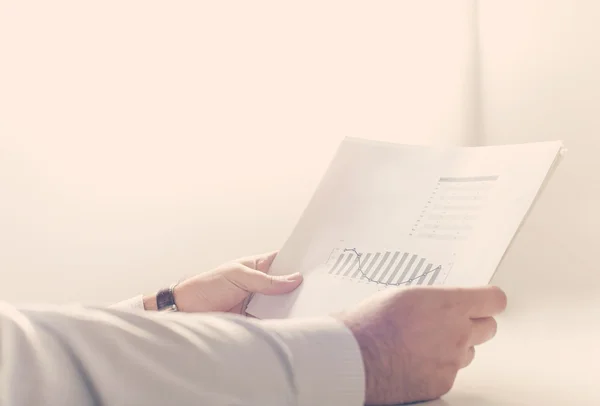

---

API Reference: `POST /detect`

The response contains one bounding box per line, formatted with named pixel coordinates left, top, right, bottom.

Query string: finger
left=460, top=347, right=475, bottom=369
left=460, top=285, right=507, bottom=318
left=470, top=317, right=498, bottom=346
left=230, top=267, right=303, bottom=295
left=229, top=294, right=254, bottom=315
left=237, top=251, right=279, bottom=272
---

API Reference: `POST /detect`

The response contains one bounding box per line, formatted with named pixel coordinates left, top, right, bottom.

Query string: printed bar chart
left=326, top=248, right=447, bottom=286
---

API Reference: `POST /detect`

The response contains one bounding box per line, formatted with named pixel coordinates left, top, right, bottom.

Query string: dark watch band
left=156, top=283, right=179, bottom=312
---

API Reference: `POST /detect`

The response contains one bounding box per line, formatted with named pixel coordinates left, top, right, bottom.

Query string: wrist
left=143, top=283, right=180, bottom=311
left=142, top=294, right=158, bottom=311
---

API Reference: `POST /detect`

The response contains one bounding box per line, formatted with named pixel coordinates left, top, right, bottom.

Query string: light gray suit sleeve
left=0, top=302, right=364, bottom=406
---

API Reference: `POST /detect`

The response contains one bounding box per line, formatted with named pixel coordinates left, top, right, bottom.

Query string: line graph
left=342, top=248, right=441, bottom=285
left=326, top=247, right=452, bottom=287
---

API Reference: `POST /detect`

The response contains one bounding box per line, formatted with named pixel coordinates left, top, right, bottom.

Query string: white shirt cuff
left=262, top=317, right=365, bottom=406
left=110, top=295, right=145, bottom=311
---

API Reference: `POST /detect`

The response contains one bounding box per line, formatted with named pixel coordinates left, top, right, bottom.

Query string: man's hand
left=336, top=285, right=507, bottom=405
left=144, top=251, right=303, bottom=314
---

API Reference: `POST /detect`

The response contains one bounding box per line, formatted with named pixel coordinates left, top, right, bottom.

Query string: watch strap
left=156, top=283, right=179, bottom=312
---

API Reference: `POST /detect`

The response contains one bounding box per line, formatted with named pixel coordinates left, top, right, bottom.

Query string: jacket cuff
left=262, top=317, right=365, bottom=406
left=110, top=295, right=145, bottom=311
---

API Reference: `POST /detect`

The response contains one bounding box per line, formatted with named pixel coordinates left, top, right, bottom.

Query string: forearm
left=0, top=302, right=364, bottom=406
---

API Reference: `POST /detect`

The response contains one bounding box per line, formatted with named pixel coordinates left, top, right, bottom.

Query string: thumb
left=234, top=267, right=303, bottom=295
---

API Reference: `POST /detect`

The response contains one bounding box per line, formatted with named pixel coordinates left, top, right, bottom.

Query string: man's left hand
left=144, top=251, right=302, bottom=314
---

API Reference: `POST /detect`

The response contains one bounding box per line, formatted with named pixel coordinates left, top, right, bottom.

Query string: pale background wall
left=452, top=2, right=599, bottom=404
left=0, top=1, right=477, bottom=304
left=479, top=1, right=600, bottom=307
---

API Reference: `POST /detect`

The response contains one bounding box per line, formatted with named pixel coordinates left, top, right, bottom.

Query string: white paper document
left=247, top=137, right=565, bottom=319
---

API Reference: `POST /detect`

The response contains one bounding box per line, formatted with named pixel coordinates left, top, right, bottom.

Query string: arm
left=0, top=301, right=364, bottom=406
left=109, top=251, right=304, bottom=314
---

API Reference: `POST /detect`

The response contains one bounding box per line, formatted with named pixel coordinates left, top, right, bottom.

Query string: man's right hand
left=336, top=285, right=507, bottom=405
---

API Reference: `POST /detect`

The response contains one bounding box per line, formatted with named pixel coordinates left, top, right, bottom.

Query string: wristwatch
left=156, top=283, right=179, bottom=312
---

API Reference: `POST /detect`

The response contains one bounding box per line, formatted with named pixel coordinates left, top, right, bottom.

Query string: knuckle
left=441, top=297, right=457, bottom=312
left=266, top=274, right=275, bottom=285
left=464, top=347, right=475, bottom=368
left=437, top=374, right=457, bottom=396
left=439, top=292, right=464, bottom=314
left=446, top=357, right=462, bottom=371
left=231, top=263, right=247, bottom=274
left=489, top=317, right=498, bottom=338
left=455, top=330, right=470, bottom=350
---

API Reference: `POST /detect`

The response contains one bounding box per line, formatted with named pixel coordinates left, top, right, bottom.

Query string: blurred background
left=0, top=1, right=476, bottom=303
left=0, top=0, right=598, bottom=314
